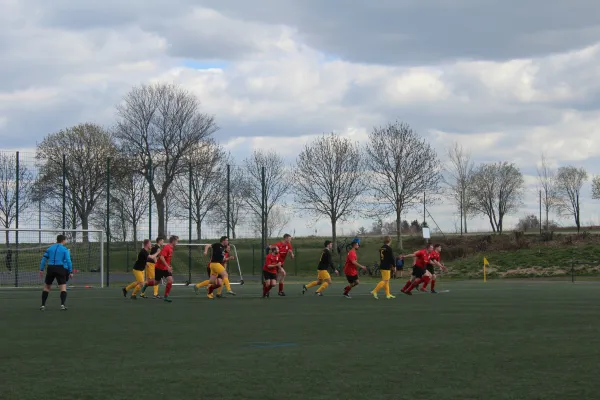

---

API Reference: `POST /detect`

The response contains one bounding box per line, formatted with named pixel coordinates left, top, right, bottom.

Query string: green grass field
left=2, top=279, right=600, bottom=400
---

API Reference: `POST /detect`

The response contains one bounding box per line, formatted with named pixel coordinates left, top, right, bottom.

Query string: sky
left=2, top=0, right=600, bottom=238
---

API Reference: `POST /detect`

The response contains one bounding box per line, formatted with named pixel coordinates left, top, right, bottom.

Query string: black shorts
left=45, top=266, right=67, bottom=285
left=263, top=270, right=277, bottom=280
left=346, top=274, right=358, bottom=283
left=396, top=264, right=404, bottom=270
left=426, top=264, right=435, bottom=275
left=412, top=266, right=425, bottom=278
left=155, top=268, right=172, bottom=281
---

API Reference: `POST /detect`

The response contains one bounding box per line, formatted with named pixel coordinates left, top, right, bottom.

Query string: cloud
left=1, top=0, right=600, bottom=235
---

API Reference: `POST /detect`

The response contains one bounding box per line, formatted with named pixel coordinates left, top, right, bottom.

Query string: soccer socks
left=125, top=282, right=138, bottom=291
left=164, top=281, right=173, bottom=297
left=278, top=282, right=284, bottom=293
left=431, top=280, right=436, bottom=291
left=384, top=281, right=391, bottom=296
left=262, top=283, right=271, bottom=297
left=401, top=280, right=412, bottom=291
left=153, top=284, right=159, bottom=296
left=60, top=290, right=67, bottom=306
left=422, top=280, right=429, bottom=290
left=406, top=278, right=422, bottom=293
left=306, top=281, right=319, bottom=289
left=316, top=282, right=329, bottom=293
left=373, top=281, right=386, bottom=294
left=195, top=280, right=210, bottom=288
left=343, top=285, right=352, bottom=295
left=41, top=291, right=49, bottom=306
left=223, top=277, right=232, bottom=291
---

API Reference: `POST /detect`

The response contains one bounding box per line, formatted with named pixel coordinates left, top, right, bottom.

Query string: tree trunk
left=5, top=229, right=8, bottom=246
left=463, top=214, right=468, bottom=234
left=331, top=217, right=337, bottom=256
left=395, top=208, right=402, bottom=250
left=196, top=220, right=201, bottom=241
left=155, top=196, right=165, bottom=236
left=546, top=208, right=549, bottom=231
left=132, top=222, right=138, bottom=247
left=487, top=214, right=496, bottom=233
left=81, top=213, right=90, bottom=243
left=575, top=198, right=580, bottom=232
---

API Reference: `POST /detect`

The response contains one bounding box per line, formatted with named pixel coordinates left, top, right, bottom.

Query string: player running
left=39, top=234, right=73, bottom=311
left=262, top=246, right=281, bottom=298
left=141, top=235, right=178, bottom=302
left=342, top=238, right=367, bottom=298
left=400, top=243, right=433, bottom=295
left=421, top=244, right=447, bottom=293
left=273, top=234, right=294, bottom=296
left=204, top=236, right=230, bottom=299
left=216, top=245, right=236, bottom=297
left=122, top=239, right=156, bottom=299
left=140, top=236, right=164, bottom=299
left=302, top=240, right=338, bottom=296
left=371, top=236, right=396, bottom=299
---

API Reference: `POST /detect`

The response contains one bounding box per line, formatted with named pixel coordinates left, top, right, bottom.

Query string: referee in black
left=39, top=234, right=73, bottom=311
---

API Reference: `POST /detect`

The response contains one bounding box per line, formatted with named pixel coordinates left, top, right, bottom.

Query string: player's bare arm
left=203, top=244, right=211, bottom=256
left=352, top=259, right=367, bottom=271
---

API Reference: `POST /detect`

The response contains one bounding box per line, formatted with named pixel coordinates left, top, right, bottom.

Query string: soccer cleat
left=316, top=292, right=323, bottom=296
left=371, top=291, right=379, bottom=299
left=227, top=290, right=236, bottom=296
left=131, top=295, right=137, bottom=300
left=153, top=295, right=162, bottom=299
left=278, top=292, right=286, bottom=296
left=40, top=305, right=45, bottom=311
left=343, top=293, right=352, bottom=298
left=302, top=285, right=307, bottom=295
left=386, top=295, right=396, bottom=299
left=216, top=294, right=222, bottom=298
left=193, top=286, right=199, bottom=295
left=122, top=287, right=127, bottom=297
left=60, top=305, right=67, bottom=311
left=163, top=297, right=172, bottom=303
left=140, top=294, right=147, bottom=299
left=402, top=290, right=412, bottom=296
left=430, top=290, right=438, bottom=294
left=207, top=293, right=214, bottom=299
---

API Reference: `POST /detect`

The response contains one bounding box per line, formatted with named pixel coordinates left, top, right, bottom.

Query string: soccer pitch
left=2, top=280, right=599, bottom=400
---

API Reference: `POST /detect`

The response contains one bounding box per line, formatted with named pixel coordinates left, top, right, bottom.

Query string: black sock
left=42, top=291, right=49, bottom=306
left=60, top=291, right=67, bottom=306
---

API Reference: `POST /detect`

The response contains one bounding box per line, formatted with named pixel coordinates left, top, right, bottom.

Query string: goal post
left=0, top=228, right=105, bottom=288
left=172, top=243, right=244, bottom=286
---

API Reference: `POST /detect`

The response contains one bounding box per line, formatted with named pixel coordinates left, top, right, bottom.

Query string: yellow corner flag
left=483, top=257, right=489, bottom=282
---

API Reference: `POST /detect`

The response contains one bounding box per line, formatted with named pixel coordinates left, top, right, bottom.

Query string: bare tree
left=36, top=123, right=117, bottom=241
left=470, top=162, right=524, bottom=233
left=592, top=176, right=600, bottom=200
left=111, top=157, right=148, bottom=245
left=0, top=153, right=34, bottom=244
left=250, top=206, right=290, bottom=238
left=555, top=166, right=588, bottom=232
left=365, top=121, right=441, bottom=249
left=114, top=83, right=218, bottom=236
left=242, top=150, right=289, bottom=237
left=537, top=153, right=558, bottom=231
left=294, top=133, right=367, bottom=249
left=211, top=164, right=246, bottom=239
left=173, top=142, right=225, bottom=240
left=443, top=143, right=475, bottom=234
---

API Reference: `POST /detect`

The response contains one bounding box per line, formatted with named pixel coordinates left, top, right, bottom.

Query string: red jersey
left=263, top=253, right=280, bottom=272
left=413, top=249, right=430, bottom=269
left=274, top=241, right=293, bottom=264
left=429, top=250, right=440, bottom=263
left=344, top=249, right=358, bottom=276
left=155, top=244, right=174, bottom=270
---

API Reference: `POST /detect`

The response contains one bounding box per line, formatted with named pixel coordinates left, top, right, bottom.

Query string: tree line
left=1, top=83, right=599, bottom=249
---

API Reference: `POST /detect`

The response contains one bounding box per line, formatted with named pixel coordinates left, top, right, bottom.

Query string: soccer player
left=189, top=259, right=212, bottom=293
left=302, top=240, right=338, bottom=296
left=342, top=238, right=367, bottom=298
left=141, top=235, right=178, bottom=302
left=204, top=236, right=230, bottom=299
left=122, top=239, right=156, bottom=299
left=400, top=243, right=434, bottom=295
left=371, top=236, right=396, bottom=299
left=273, top=234, right=294, bottom=296
left=262, top=246, right=281, bottom=298
left=395, top=256, right=405, bottom=278
left=140, top=236, right=164, bottom=299
left=216, top=245, right=236, bottom=297
left=39, top=234, right=73, bottom=311
left=421, top=244, right=447, bottom=293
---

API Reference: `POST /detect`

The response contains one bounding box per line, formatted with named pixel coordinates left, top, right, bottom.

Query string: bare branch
left=442, top=142, right=476, bottom=233
left=536, top=153, right=558, bottom=230
left=0, top=153, right=35, bottom=244
left=555, top=166, right=588, bottom=232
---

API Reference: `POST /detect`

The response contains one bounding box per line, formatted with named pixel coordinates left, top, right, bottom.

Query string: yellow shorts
left=317, top=270, right=331, bottom=281
left=146, top=263, right=155, bottom=279
left=133, top=270, right=145, bottom=283
left=209, top=262, right=225, bottom=276
left=381, top=270, right=391, bottom=281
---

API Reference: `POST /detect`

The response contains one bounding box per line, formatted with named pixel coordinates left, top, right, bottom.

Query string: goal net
left=171, top=243, right=244, bottom=286
left=0, top=228, right=105, bottom=288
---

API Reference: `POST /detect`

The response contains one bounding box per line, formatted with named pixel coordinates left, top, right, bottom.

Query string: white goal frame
left=0, top=228, right=105, bottom=288
left=172, top=243, right=244, bottom=286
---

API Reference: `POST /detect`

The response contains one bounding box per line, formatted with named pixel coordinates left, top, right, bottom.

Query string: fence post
left=294, top=248, right=298, bottom=276
left=106, top=157, right=111, bottom=287
left=148, top=162, right=152, bottom=239
left=14, top=151, right=20, bottom=287
left=260, top=166, right=266, bottom=284
left=227, top=164, right=231, bottom=238
left=62, top=153, right=66, bottom=232
left=188, top=164, right=192, bottom=283
left=252, top=244, right=255, bottom=276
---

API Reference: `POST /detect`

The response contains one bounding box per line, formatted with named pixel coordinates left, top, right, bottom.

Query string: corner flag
left=483, top=257, right=489, bottom=282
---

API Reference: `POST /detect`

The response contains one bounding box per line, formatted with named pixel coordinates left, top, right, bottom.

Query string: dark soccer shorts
left=412, top=266, right=425, bottom=278
left=155, top=268, right=172, bottom=281
left=45, top=265, right=67, bottom=285
left=263, top=271, right=277, bottom=280
left=346, top=274, right=359, bottom=283
left=426, top=264, right=435, bottom=275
